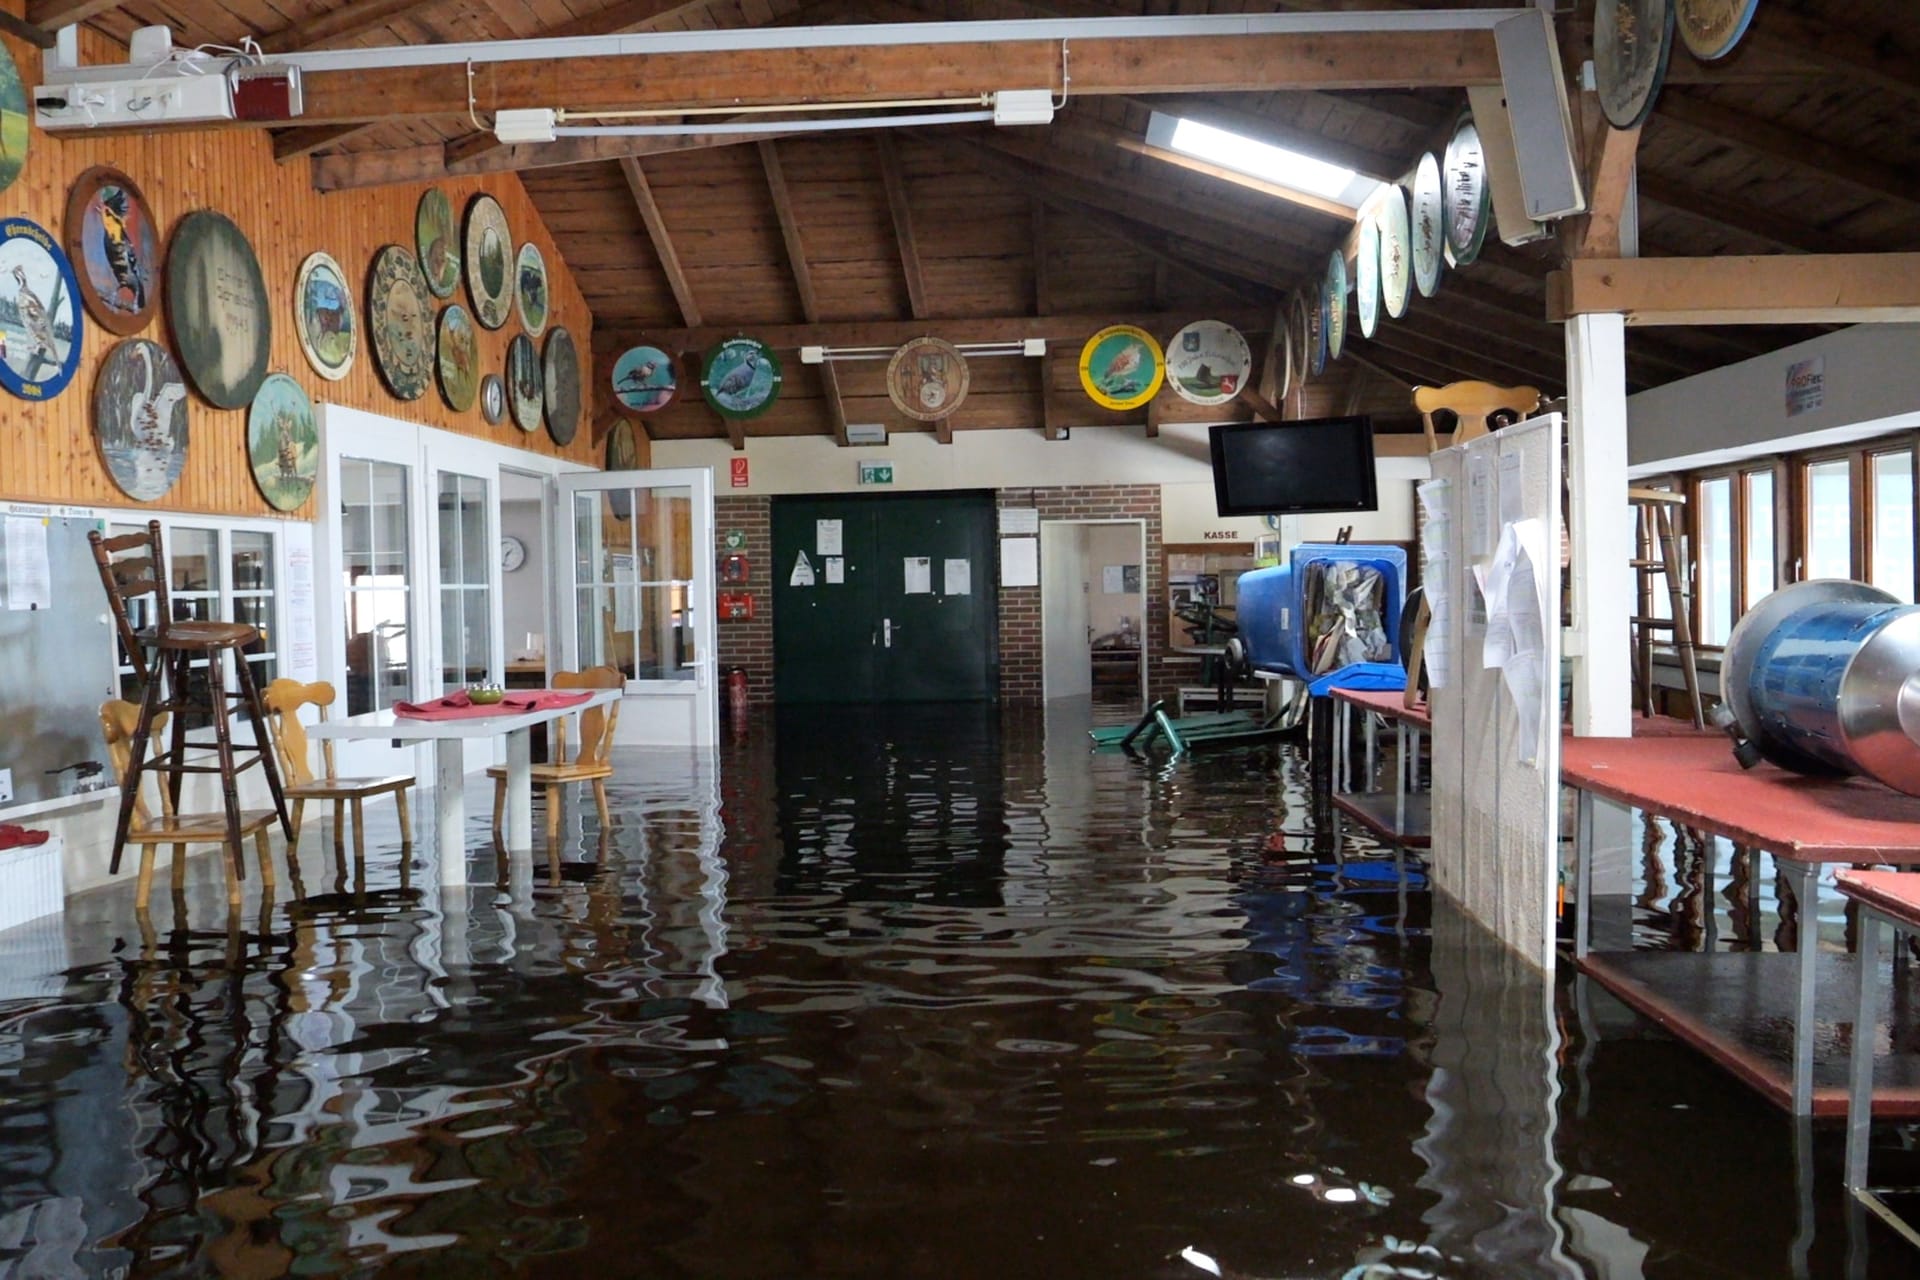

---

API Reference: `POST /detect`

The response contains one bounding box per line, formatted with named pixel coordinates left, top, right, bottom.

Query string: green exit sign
left=858, top=460, right=894, bottom=486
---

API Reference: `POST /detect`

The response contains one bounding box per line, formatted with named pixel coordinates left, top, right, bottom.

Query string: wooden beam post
left=934, top=416, right=954, bottom=445
left=760, top=141, right=820, bottom=323
left=1565, top=313, right=1633, bottom=736
left=876, top=135, right=929, bottom=320
left=1144, top=396, right=1162, bottom=439
left=1550, top=254, right=1920, bottom=325
left=820, top=360, right=851, bottom=448
left=1042, top=349, right=1065, bottom=441
left=620, top=157, right=702, bottom=328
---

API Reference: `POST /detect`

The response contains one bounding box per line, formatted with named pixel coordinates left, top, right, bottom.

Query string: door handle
left=884, top=618, right=893, bottom=648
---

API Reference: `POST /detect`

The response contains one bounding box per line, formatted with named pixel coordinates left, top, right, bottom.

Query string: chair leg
left=351, top=798, right=366, bottom=865
left=396, top=787, right=414, bottom=847
left=170, top=842, right=188, bottom=892
left=289, top=798, right=305, bottom=846
left=233, top=654, right=292, bottom=839
left=545, top=783, right=561, bottom=845
left=206, top=649, right=247, bottom=885
left=222, top=840, right=242, bottom=908
left=134, top=846, right=156, bottom=913
left=254, top=827, right=276, bottom=893
left=165, top=649, right=192, bottom=815
left=111, top=656, right=170, bottom=875
left=491, top=778, right=507, bottom=838
left=332, top=800, right=346, bottom=852
left=593, top=778, right=611, bottom=832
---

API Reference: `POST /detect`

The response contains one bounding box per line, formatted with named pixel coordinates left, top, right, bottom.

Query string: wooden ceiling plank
left=26, top=1, right=125, bottom=31
left=262, top=0, right=445, bottom=54
left=1032, top=199, right=1051, bottom=316
left=543, top=0, right=712, bottom=40
left=619, top=157, right=703, bottom=328
left=1551, top=254, right=1920, bottom=326
left=1654, top=92, right=1920, bottom=211
left=1129, top=94, right=1404, bottom=183
left=1637, top=175, right=1875, bottom=256
left=759, top=140, right=821, bottom=323
left=876, top=135, right=929, bottom=320
left=1042, top=349, right=1064, bottom=441
left=274, top=122, right=377, bottom=163
left=1740, top=9, right=1920, bottom=106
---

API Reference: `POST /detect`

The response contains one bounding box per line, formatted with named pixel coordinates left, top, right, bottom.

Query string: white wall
left=1628, top=323, right=1920, bottom=474
left=500, top=498, right=546, bottom=656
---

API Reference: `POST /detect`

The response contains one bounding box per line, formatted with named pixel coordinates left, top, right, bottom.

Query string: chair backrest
left=1413, top=381, right=1543, bottom=453
left=99, top=699, right=173, bottom=828
left=262, top=678, right=340, bottom=784
left=552, top=667, right=623, bottom=768
left=89, top=521, right=169, bottom=684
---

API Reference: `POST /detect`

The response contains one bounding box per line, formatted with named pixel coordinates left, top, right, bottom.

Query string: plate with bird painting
left=701, top=337, right=783, bottom=420
left=368, top=245, right=433, bottom=401
left=167, top=210, right=269, bottom=409
left=612, top=344, right=676, bottom=414
left=543, top=326, right=581, bottom=446
left=94, top=338, right=187, bottom=501
left=507, top=333, right=542, bottom=433
left=0, top=219, right=83, bottom=401
left=294, top=251, right=355, bottom=381
left=516, top=242, right=550, bottom=338
left=65, top=167, right=159, bottom=336
left=1077, top=324, right=1164, bottom=412
left=416, top=188, right=460, bottom=300
left=464, top=194, right=512, bottom=330
left=247, top=373, right=319, bottom=512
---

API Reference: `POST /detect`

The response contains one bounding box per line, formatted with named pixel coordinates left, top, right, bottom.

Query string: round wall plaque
left=543, top=327, right=581, bottom=446
left=607, top=418, right=641, bottom=472
left=65, top=166, right=159, bottom=336
left=368, top=244, right=432, bottom=401
left=437, top=302, right=479, bottom=413
left=1288, top=291, right=1311, bottom=390
left=516, top=241, right=550, bottom=338
left=1166, top=320, right=1251, bottom=406
left=1354, top=214, right=1381, bottom=340
left=1379, top=187, right=1412, bottom=321
left=94, top=338, right=186, bottom=501
left=416, top=187, right=459, bottom=300
left=294, top=251, right=355, bottom=381
left=887, top=336, right=970, bottom=421
left=166, top=210, right=268, bottom=409
left=1309, top=289, right=1327, bottom=377
left=508, top=333, right=542, bottom=432
left=701, top=337, right=783, bottom=420
left=1596, top=0, right=1675, bottom=130
left=247, top=372, right=319, bottom=513
left=1077, top=324, right=1164, bottom=411
left=1410, top=152, right=1445, bottom=299
left=612, top=344, right=676, bottom=415
left=464, top=193, right=513, bottom=329
left=1443, top=115, right=1490, bottom=268
left=0, top=218, right=83, bottom=402
left=1269, top=312, right=1295, bottom=405
left=1676, top=0, right=1759, bottom=61
left=1323, top=252, right=1347, bottom=363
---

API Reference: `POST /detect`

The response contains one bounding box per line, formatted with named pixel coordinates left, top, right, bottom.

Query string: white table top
left=307, top=688, right=622, bottom=741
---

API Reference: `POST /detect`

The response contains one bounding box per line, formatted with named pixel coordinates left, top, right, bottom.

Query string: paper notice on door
left=790, top=550, right=816, bottom=587
left=904, top=556, right=932, bottom=595
left=1466, top=452, right=1495, bottom=557
left=816, top=518, right=843, bottom=556
left=825, top=557, right=845, bottom=585
left=944, top=558, right=971, bottom=596
left=1498, top=449, right=1525, bottom=526
left=1001, top=536, right=1039, bottom=587
left=3, top=516, right=51, bottom=611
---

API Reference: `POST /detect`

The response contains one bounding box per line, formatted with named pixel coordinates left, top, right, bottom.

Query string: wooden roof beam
left=602, top=310, right=1270, bottom=357
left=759, top=141, right=821, bottom=324
left=275, top=123, right=376, bottom=163
left=1653, top=92, right=1920, bottom=211
left=1638, top=176, right=1876, bottom=256
left=27, top=1, right=125, bottom=32
left=619, top=158, right=701, bottom=328
left=262, top=0, right=446, bottom=54
left=1550, top=255, right=1920, bottom=326
left=1741, top=8, right=1920, bottom=105
left=876, top=135, right=929, bottom=321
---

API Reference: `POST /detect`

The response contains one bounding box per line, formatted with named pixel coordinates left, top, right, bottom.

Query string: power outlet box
left=0, top=769, right=12, bottom=805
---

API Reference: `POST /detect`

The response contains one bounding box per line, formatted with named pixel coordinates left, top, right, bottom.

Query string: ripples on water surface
left=0, top=704, right=1908, bottom=1277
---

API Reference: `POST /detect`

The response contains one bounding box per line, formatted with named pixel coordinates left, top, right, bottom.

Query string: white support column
left=1564, top=312, right=1634, bottom=737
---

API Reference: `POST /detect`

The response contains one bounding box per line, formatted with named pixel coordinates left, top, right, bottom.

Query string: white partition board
left=1423, top=415, right=1563, bottom=971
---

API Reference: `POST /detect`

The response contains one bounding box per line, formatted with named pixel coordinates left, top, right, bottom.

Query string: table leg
left=1394, top=722, right=1407, bottom=834
left=1575, top=789, right=1594, bottom=961
left=1364, top=712, right=1377, bottom=793
left=505, top=728, right=533, bottom=851
left=1789, top=858, right=1820, bottom=1117
left=1845, top=911, right=1884, bottom=1192
left=434, top=739, right=468, bottom=889
left=1790, top=1114, right=1815, bottom=1280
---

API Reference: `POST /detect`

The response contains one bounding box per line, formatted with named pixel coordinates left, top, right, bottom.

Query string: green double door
left=772, top=491, right=998, bottom=703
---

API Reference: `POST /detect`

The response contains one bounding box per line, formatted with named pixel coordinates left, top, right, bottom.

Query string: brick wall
left=714, top=495, right=776, bottom=704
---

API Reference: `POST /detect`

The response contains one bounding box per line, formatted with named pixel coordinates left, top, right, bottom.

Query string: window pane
left=232, top=531, right=274, bottom=593
left=1806, top=459, right=1852, bottom=580
left=632, top=487, right=694, bottom=581
left=1744, top=471, right=1774, bottom=610
left=1872, top=452, right=1914, bottom=603
left=343, top=459, right=411, bottom=714
left=172, top=527, right=219, bottom=593
left=1697, top=477, right=1734, bottom=646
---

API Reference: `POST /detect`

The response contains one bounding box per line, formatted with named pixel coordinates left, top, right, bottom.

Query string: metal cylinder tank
left=1722, top=580, right=1920, bottom=795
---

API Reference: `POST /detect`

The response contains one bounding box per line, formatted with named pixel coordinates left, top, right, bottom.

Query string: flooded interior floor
left=0, top=700, right=1917, bottom=1278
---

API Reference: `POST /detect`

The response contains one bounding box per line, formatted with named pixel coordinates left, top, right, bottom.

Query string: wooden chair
left=488, top=667, right=623, bottom=844
left=262, top=679, right=416, bottom=864
left=1414, top=380, right=1543, bottom=452
left=100, top=700, right=279, bottom=912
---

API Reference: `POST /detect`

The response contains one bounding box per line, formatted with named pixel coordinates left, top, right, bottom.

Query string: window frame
left=105, top=512, right=286, bottom=699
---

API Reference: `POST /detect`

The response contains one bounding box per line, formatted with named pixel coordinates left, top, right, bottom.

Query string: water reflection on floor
left=0, top=701, right=1910, bottom=1277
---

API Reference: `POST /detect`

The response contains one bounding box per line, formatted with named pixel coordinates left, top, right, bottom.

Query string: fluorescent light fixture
left=992, top=89, right=1054, bottom=126
left=494, top=107, right=556, bottom=143
left=845, top=423, right=888, bottom=445
left=800, top=346, right=825, bottom=365
left=1167, top=116, right=1353, bottom=197
left=1022, top=338, right=1046, bottom=357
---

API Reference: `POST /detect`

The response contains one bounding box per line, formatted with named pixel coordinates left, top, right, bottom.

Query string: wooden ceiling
left=38, top=0, right=1920, bottom=447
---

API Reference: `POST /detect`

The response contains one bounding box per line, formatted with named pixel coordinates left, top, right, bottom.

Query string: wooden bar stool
left=90, top=521, right=293, bottom=886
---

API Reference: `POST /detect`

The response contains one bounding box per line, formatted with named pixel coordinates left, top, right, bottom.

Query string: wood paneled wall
left=0, top=16, right=596, bottom=521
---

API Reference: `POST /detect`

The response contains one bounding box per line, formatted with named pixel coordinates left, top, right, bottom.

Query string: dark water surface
left=0, top=704, right=1911, bottom=1277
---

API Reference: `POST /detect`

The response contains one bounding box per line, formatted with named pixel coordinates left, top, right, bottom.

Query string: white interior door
left=1041, top=523, right=1092, bottom=700
left=556, top=467, right=718, bottom=748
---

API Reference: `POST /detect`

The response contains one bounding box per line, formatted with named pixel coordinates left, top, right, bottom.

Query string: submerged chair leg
left=593, top=779, right=611, bottom=832
left=351, top=798, right=366, bottom=865
left=170, top=842, right=188, bottom=893
left=545, top=783, right=562, bottom=845
left=134, top=846, right=156, bottom=913
left=254, top=828, right=276, bottom=893
left=491, top=779, right=507, bottom=839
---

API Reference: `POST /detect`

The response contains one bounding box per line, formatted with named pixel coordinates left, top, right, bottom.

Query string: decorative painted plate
left=1309, top=287, right=1326, bottom=378
left=1324, top=249, right=1347, bottom=364
left=1077, top=324, right=1164, bottom=411
left=607, top=418, right=641, bottom=471
left=464, top=193, right=512, bottom=329
left=0, top=219, right=83, bottom=401
left=1165, top=320, right=1251, bottom=406
left=1410, top=152, right=1445, bottom=299
left=94, top=338, right=186, bottom=501
left=368, top=245, right=433, bottom=401
left=0, top=41, right=27, bottom=197
left=166, top=210, right=268, bottom=409
left=1354, top=214, right=1381, bottom=340
left=1268, top=300, right=1295, bottom=405
left=1288, top=291, right=1311, bottom=391
left=480, top=373, right=506, bottom=426
left=611, top=344, right=676, bottom=414
left=246, top=373, right=319, bottom=512
left=1596, top=0, right=1675, bottom=131
left=437, top=303, right=479, bottom=412
left=516, top=241, right=549, bottom=338
left=1379, top=187, right=1412, bottom=321
left=65, top=167, right=159, bottom=336
left=507, top=333, right=542, bottom=432
left=701, top=336, right=783, bottom=420
left=1443, top=115, right=1490, bottom=268
left=294, top=251, right=355, bottom=381
left=543, top=327, right=582, bottom=446
left=416, top=187, right=459, bottom=300
left=887, top=336, right=969, bottom=421
left=1676, top=0, right=1759, bottom=61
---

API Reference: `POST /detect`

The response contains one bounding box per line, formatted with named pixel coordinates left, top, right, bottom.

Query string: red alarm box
left=721, top=552, right=751, bottom=584
left=719, top=591, right=755, bottom=621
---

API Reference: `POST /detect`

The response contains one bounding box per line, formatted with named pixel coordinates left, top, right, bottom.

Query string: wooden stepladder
left=1629, top=488, right=1704, bottom=728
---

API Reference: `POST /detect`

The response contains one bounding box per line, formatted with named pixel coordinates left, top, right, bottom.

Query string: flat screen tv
left=1209, top=415, right=1378, bottom=516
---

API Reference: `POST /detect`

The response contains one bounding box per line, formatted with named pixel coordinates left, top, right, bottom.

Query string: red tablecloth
left=394, top=689, right=593, bottom=721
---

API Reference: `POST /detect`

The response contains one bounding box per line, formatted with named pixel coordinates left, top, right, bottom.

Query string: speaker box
left=1473, top=8, right=1587, bottom=243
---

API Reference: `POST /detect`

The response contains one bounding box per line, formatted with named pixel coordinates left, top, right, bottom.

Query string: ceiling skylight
left=1144, top=111, right=1383, bottom=211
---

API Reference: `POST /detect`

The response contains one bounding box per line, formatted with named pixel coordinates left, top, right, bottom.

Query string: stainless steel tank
left=1721, top=580, right=1920, bottom=795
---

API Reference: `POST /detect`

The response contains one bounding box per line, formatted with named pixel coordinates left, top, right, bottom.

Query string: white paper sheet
left=1466, top=452, right=1495, bottom=557
left=790, top=550, right=815, bottom=587
left=944, top=558, right=971, bottom=596
left=825, top=557, right=845, bottom=585
left=998, top=507, right=1040, bottom=535
left=1000, top=536, right=1039, bottom=587
left=1101, top=565, right=1125, bottom=594
left=1498, top=449, right=1525, bottom=526
left=283, top=523, right=318, bottom=682
left=1481, top=518, right=1552, bottom=766
left=816, top=519, right=843, bottom=556
left=3, top=516, right=51, bottom=611
left=904, top=556, right=932, bottom=595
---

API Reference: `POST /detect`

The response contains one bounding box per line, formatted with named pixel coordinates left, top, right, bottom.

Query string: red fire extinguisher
left=726, top=666, right=750, bottom=722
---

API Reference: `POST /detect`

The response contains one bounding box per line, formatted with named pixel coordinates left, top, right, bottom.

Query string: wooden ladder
left=1629, top=488, right=1704, bottom=728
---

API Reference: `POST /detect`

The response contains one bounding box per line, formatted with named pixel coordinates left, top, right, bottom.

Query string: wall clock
left=65, top=166, right=159, bottom=336
left=368, top=244, right=432, bottom=401
left=1443, top=115, right=1489, bottom=268
left=501, top=535, right=526, bottom=572
left=481, top=372, right=506, bottom=425
left=1410, top=152, right=1445, bottom=299
left=1166, top=320, right=1251, bottom=406
left=294, top=251, right=355, bottom=381
left=1323, top=250, right=1347, bottom=363
left=1077, top=324, right=1164, bottom=412
left=1595, top=0, right=1675, bottom=131
left=702, top=336, right=784, bottom=420
left=0, top=218, right=83, bottom=401
left=167, top=210, right=269, bottom=409
left=1378, top=186, right=1412, bottom=321
left=416, top=187, right=459, bottom=300
left=1354, top=214, right=1380, bottom=340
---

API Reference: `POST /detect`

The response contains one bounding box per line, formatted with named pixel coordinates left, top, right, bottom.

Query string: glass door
left=435, top=471, right=495, bottom=692
left=557, top=467, right=717, bottom=747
